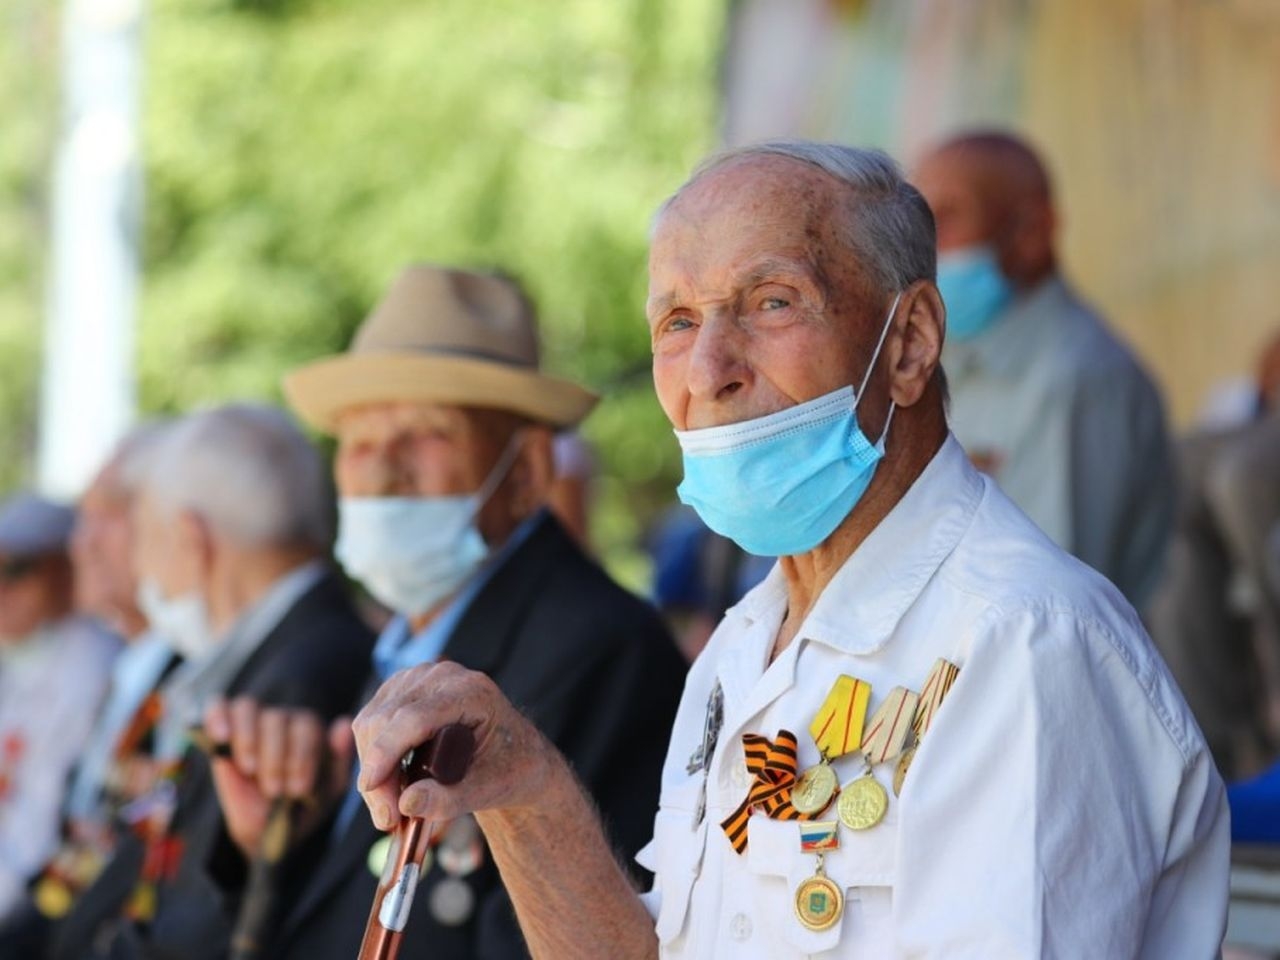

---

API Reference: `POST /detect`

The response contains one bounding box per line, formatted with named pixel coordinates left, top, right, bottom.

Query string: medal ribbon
left=720, top=730, right=822, bottom=854
left=808, top=675, right=872, bottom=760
left=860, top=686, right=920, bottom=765
left=912, top=658, right=960, bottom=739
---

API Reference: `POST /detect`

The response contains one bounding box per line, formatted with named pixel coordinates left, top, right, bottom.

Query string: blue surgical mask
left=673, top=294, right=900, bottom=557
left=936, top=246, right=1014, bottom=342
left=335, top=437, right=522, bottom=619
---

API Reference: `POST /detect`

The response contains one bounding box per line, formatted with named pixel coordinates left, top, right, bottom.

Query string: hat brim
left=283, top=352, right=599, bottom=433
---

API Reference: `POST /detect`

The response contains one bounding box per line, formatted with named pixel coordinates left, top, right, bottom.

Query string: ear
left=510, top=427, right=555, bottom=517
left=887, top=281, right=944, bottom=408
left=175, top=510, right=216, bottom=583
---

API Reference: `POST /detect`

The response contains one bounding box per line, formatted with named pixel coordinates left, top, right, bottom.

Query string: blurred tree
left=0, top=2, right=59, bottom=494
left=0, top=0, right=723, bottom=579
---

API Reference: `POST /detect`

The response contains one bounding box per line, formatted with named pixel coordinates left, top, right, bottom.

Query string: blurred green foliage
left=2, top=0, right=725, bottom=585
left=0, top=2, right=58, bottom=493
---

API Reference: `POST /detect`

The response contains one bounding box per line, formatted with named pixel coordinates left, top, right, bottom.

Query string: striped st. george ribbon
left=720, top=730, right=825, bottom=854
left=860, top=686, right=921, bottom=766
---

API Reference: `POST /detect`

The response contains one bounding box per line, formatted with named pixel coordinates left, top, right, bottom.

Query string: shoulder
left=937, top=484, right=1202, bottom=765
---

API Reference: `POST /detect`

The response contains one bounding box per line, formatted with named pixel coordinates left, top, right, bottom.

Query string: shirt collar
left=727, top=435, right=983, bottom=659
left=157, top=560, right=327, bottom=754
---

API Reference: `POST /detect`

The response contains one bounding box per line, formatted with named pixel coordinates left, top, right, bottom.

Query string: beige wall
left=723, top=0, right=1280, bottom=425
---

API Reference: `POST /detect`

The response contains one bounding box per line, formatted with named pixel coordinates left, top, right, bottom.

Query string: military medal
left=796, top=675, right=872, bottom=816
left=686, top=680, right=724, bottom=827
left=429, top=876, right=475, bottom=927
left=894, top=658, right=960, bottom=796
left=794, top=820, right=843, bottom=932
left=837, top=685, right=918, bottom=830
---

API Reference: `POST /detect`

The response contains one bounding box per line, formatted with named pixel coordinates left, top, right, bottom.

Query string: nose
left=686, top=312, right=749, bottom=404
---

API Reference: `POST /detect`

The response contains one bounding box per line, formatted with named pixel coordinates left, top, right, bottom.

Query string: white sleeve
left=893, top=606, right=1228, bottom=959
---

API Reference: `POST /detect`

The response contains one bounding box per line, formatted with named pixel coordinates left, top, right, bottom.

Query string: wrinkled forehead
left=648, top=158, right=864, bottom=309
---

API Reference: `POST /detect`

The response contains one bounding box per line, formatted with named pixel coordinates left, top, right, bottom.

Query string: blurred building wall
left=722, top=0, right=1280, bottom=426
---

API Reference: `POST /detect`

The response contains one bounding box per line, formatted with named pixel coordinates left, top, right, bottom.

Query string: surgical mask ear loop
left=853, top=292, right=903, bottom=447
left=470, top=430, right=529, bottom=517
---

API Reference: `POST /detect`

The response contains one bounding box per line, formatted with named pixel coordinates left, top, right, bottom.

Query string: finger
left=398, top=780, right=460, bottom=824
left=328, top=718, right=356, bottom=801
left=204, top=698, right=231, bottom=745
left=229, top=697, right=260, bottom=775
left=285, top=713, right=323, bottom=799
left=258, top=708, right=288, bottom=798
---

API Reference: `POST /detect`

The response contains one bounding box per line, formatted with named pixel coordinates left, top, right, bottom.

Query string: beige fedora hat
left=284, top=265, right=598, bottom=432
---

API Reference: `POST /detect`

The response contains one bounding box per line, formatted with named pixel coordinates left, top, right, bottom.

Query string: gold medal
left=791, top=762, right=838, bottom=815
left=838, top=772, right=888, bottom=831
left=795, top=870, right=843, bottom=931
left=795, top=821, right=843, bottom=931
left=893, top=746, right=915, bottom=797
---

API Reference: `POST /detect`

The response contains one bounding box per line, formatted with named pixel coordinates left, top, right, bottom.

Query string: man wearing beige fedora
left=199, top=265, right=687, bottom=959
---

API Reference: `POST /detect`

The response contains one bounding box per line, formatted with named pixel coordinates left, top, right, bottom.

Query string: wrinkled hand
left=353, top=662, right=558, bottom=831
left=204, top=697, right=353, bottom=858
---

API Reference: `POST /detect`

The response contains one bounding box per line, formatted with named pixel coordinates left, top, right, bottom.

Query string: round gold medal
left=794, top=873, right=843, bottom=931
left=838, top=774, right=888, bottom=831
left=893, top=746, right=916, bottom=797
left=791, top=763, right=837, bottom=815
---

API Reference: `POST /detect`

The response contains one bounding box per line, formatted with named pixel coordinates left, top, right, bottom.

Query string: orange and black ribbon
left=720, top=730, right=823, bottom=854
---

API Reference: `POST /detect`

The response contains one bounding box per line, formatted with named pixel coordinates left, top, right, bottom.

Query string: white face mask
left=136, top=577, right=218, bottom=661
left=334, top=435, right=524, bottom=620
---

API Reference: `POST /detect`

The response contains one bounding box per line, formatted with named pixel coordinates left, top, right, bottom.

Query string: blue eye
left=762, top=297, right=789, bottom=310
left=667, top=316, right=694, bottom=331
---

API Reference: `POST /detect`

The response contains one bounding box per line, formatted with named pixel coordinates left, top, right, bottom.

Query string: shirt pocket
left=746, top=813, right=897, bottom=955
left=642, top=784, right=708, bottom=947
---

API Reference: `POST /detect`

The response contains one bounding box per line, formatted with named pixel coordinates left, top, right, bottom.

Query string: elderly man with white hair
left=352, top=142, right=1229, bottom=958
left=50, top=404, right=374, bottom=960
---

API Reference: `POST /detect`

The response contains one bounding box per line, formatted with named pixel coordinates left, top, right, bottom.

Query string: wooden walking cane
left=189, top=729, right=312, bottom=960
left=357, top=723, right=477, bottom=960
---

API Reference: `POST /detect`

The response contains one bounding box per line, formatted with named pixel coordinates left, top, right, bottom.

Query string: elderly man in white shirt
left=350, top=141, right=1228, bottom=958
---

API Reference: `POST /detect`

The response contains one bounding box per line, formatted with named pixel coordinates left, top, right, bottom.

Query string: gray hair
left=111, top=421, right=175, bottom=498
left=142, top=404, right=334, bottom=549
left=663, top=140, right=937, bottom=295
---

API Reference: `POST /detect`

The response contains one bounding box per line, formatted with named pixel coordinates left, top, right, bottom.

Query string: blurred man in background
left=51, top=404, right=373, bottom=960
left=0, top=494, right=118, bottom=925
left=914, top=131, right=1174, bottom=609
left=0, top=426, right=180, bottom=953
left=199, top=264, right=686, bottom=959
left=1149, top=328, right=1280, bottom=779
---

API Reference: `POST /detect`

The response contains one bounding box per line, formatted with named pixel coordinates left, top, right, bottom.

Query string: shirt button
left=730, top=913, right=753, bottom=941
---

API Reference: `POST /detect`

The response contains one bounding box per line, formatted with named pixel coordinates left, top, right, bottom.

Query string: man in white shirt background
left=351, top=141, right=1228, bottom=958
left=0, top=494, right=118, bottom=926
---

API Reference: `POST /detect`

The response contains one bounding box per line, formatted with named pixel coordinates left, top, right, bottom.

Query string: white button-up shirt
left=638, top=436, right=1228, bottom=959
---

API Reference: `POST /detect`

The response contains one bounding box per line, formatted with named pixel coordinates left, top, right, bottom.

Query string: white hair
left=111, top=421, right=175, bottom=498
left=662, top=139, right=937, bottom=295
left=143, top=404, right=334, bottom=549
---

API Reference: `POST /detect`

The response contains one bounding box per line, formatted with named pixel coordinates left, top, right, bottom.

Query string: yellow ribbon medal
left=793, top=675, right=872, bottom=817
left=894, top=658, right=960, bottom=796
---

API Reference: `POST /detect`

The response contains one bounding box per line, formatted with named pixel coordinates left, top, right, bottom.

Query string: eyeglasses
left=0, top=557, right=38, bottom=583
